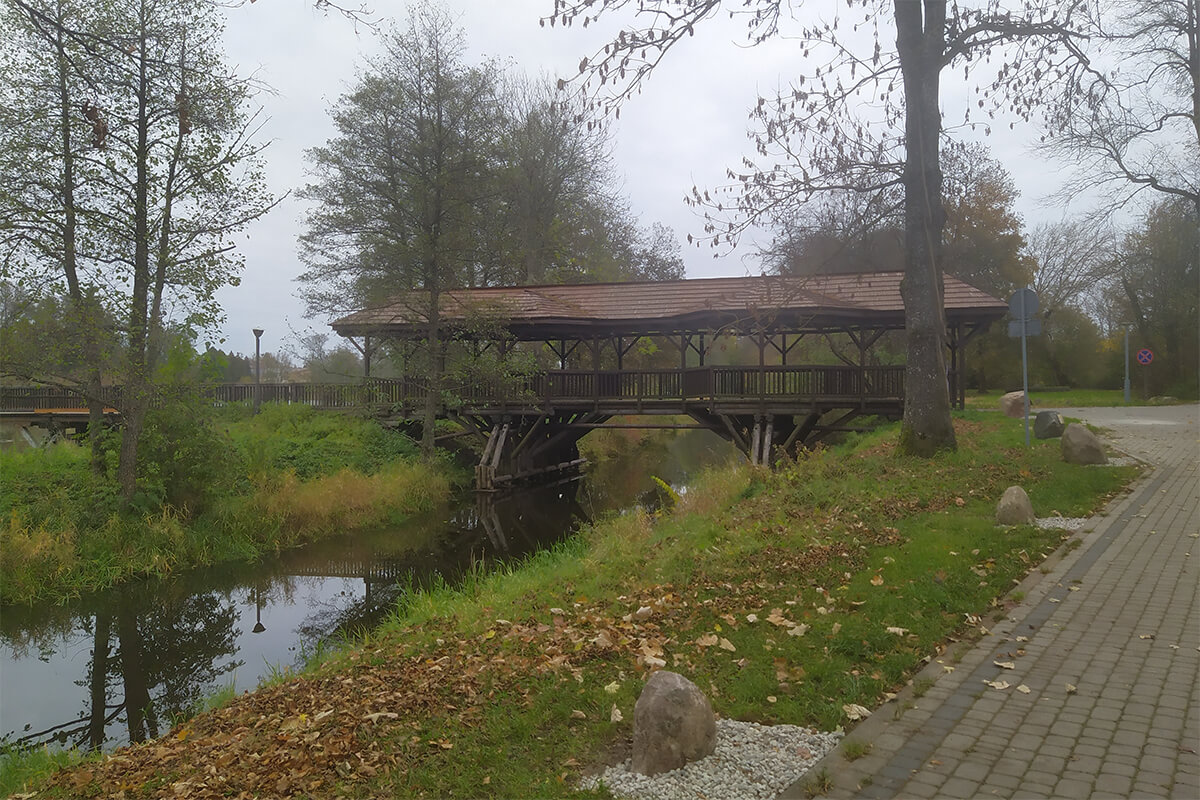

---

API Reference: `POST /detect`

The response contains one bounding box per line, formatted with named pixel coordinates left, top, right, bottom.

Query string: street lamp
left=252, top=584, right=266, bottom=634
left=252, top=328, right=264, bottom=413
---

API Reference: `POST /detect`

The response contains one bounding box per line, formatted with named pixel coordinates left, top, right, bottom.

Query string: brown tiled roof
left=332, top=272, right=1007, bottom=338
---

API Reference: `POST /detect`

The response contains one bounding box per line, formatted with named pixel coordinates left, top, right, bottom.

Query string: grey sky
left=215, top=1, right=1087, bottom=358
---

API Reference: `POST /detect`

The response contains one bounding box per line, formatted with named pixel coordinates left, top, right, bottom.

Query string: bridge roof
left=332, top=272, right=1007, bottom=340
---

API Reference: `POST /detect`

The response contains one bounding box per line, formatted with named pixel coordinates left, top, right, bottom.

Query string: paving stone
left=794, top=406, right=1200, bottom=800
left=1054, top=776, right=1095, bottom=798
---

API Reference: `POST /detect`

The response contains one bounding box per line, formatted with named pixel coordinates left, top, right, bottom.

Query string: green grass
left=0, top=404, right=453, bottom=604
left=964, top=388, right=1186, bottom=409
left=842, top=738, right=872, bottom=761
left=333, top=411, right=1135, bottom=795
left=0, top=744, right=95, bottom=799
left=15, top=410, right=1137, bottom=798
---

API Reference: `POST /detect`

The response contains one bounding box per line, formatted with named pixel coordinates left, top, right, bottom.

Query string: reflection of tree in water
left=11, top=583, right=240, bottom=751
left=293, top=481, right=592, bottom=645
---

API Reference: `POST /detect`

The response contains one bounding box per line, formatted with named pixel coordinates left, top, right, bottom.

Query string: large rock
left=631, top=671, right=716, bottom=776
left=996, top=486, right=1036, bottom=525
left=1061, top=423, right=1108, bottom=465
left=1034, top=410, right=1065, bottom=440
left=1000, top=391, right=1028, bottom=418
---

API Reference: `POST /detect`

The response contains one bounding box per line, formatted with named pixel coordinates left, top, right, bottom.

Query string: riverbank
left=4, top=410, right=1137, bottom=797
left=0, top=404, right=455, bottom=605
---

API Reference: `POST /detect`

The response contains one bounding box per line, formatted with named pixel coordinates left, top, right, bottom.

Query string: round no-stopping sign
left=1136, top=348, right=1154, bottom=365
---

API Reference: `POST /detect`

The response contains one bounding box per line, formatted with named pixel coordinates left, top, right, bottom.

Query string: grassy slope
left=11, top=410, right=1136, bottom=799
left=0, top=406, right=453, bottom=605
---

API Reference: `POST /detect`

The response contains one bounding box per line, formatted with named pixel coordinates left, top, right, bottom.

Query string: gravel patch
left=1103, top=455, right=1140, bottom=467
left=1035, top=516, right=1092, bottom=531
left=579, top=719, right=840, bottom=800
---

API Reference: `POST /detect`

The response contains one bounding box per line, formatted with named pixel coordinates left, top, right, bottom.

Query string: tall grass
left=0, top=405, right=452, bottom=604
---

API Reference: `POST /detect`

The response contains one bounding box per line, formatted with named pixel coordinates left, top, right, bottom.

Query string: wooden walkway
left=1, top=363, right=904, bottom=486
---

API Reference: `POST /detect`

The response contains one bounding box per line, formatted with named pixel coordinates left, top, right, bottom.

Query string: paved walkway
left=783, top=404, right=1200, bottom=799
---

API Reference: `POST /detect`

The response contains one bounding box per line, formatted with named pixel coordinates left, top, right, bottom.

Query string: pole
left=1123, top=328, right=1131, bottom=404
left=1021, top=291, right=1030, bottom=447
left=252, top=328, right=264, bottom=414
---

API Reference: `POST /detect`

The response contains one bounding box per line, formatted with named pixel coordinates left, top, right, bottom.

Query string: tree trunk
left=53, top=20, right=107, bottom=476
left=117, top=9, right=153, bottom=504
left=421, top=283, right=440, bottom=459
left=895, top=0, right=956, bottom=455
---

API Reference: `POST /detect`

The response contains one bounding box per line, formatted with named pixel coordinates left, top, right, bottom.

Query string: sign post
left=1007, top=288, right=1040, bottom=447
left=1136, top=348, right=1154, bottom=401
left=1124, top=329, right=1131, bottom=404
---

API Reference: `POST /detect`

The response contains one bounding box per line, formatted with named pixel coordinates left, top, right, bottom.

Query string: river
left=0, top=429, right=734, bottom=753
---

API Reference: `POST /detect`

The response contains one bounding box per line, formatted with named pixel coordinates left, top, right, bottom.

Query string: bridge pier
left=469, top=413, right=601, bottom=491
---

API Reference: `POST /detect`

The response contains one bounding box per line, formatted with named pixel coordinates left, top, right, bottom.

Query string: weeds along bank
left=0, top=403, right=453, bottom=605
left=18, top=411, right=1137, bottom=798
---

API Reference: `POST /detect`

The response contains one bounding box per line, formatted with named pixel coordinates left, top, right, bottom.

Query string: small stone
left=996, top=486, right=1036, bottom=525
left=1061, top=423, right=1108, bottom=465
left=631, top=671, right=717, bottom=777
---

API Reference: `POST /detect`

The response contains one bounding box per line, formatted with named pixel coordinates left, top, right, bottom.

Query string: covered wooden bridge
left=332, top=272, right=1007, bottom=489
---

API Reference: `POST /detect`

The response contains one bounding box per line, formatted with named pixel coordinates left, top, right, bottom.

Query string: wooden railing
left=0, top=365, right=905, bottom=414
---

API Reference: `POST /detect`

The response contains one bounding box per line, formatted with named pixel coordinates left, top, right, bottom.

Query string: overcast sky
left=215, top=1, right=1088, bottom=358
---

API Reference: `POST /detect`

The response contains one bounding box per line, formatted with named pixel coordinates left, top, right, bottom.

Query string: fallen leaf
left=364, top=712, right=399, bottom=723
left=767, top=696, right=777, bottom=703
left=1139, top=634, right=1155, bottom=640
left=643, top=655, right=666, bottom=668
left=746, top=613, right=758, bottom=623
left=787, top=624, right=810, bottom=637
left=831, top=622, right=842, bottom=635
left=870, top=574, right=884, bottom=586
left=696, top=633, right=719, bottom=647
left=604, top=680, right=621, bottom=694
left=571, top=710, right=587, bottom=719
left=1065, top=683, right=1077, bottom=694
left=843, top=703, right=871, bottom=720
left=1017, top=684, right=1031, bottom=694
left=983, top=679, right=1011, bottom=690
left=610, top=705, right=623, bottom=723
left=993, top=660, right=1016, bottom=670
left=885, top=626, right=908, bottom=636
left=1015, top=636, right=1029, bottom=643
left=718, top=638, right=736, bottom=652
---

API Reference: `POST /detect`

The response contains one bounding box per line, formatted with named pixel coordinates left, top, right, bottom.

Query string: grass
left=13, top=410, right=1138, bottom=798
left=842, top=738, right=872, bottom=761
left=964, top=387, right=1187, bottom=409
left=0, top=745, right=95, bottom=800
left=0, top=405, right=454, bottom=604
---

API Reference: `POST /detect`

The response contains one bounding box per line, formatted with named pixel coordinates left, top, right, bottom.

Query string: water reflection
left=0, top=429, right=735, bottom=753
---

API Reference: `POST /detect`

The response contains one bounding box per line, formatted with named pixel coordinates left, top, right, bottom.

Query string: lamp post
left=252, top=328, right=264, bottom=413
left=252, top=584, right=266, bottom=634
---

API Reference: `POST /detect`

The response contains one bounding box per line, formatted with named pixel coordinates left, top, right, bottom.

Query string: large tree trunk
left=895, top=0, right=956, bottom=455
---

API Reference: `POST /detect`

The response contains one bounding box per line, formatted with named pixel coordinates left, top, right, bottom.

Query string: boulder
left=996, top=486, right=1036, bottom=525
left=999, top=391, right=1028, bottom=418
left=631, top=671, right=716, bottom=776
left=1033, top=410, right=1065, bottom=440
left=1061, top=423, right=1108, bottom=465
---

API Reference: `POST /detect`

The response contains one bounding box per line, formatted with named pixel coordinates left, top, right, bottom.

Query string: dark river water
left=0, top=430, right=734, bottom=753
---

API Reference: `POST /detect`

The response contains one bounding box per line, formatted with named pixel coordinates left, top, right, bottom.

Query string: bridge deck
left=0, top=364, right=904, bottom=418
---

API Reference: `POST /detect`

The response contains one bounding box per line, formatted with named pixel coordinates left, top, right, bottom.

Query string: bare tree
left=299, top=4, right=506, bottom=457
left=1042, top=0, right=1199, bottom=214
left=2, top=0, right=275, bottom=502
left=548, top=0, right=1092, bottom=455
